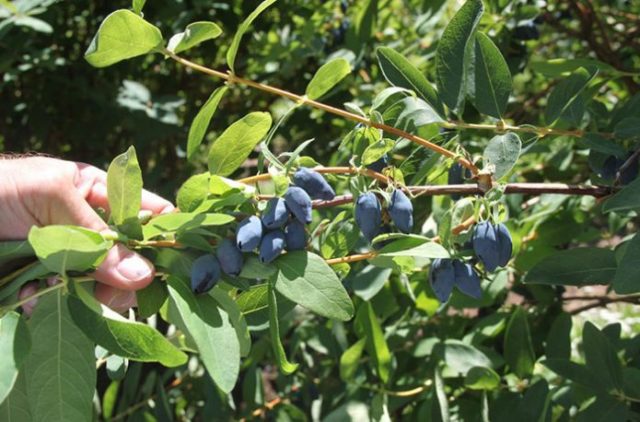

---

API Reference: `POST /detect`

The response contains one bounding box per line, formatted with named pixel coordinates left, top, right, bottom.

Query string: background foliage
left=2, top=0, right=640, bottom=420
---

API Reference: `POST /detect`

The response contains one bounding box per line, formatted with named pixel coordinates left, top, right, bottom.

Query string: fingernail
left=19, top=282, right=39, bottom=316
left=116, top=253, right=153, bottom=282
left=161, top=204, right=176, bottom=214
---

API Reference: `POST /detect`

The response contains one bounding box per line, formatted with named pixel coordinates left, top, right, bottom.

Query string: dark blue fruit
left=600, top=155, right=618, bottom=180
left=620, top=155, right=639, bottom=185
left=284, top=220, right=307, bottom=251
left=472, top=221, right=500, bottom=272
left=261, top=197, right=288, bottom=229
left=448, top=162, right=465, bottom=185
left=354, top=192, right=382, bottom=242
left=388, top=189, right=413, bottom=233
left=430, top=258, right=456, bottom=303
left=494, top=223, right=513, bottom=267
left=191, top=254, right=221, bottom=294
left=236, top=216, right=263, bottom=252
left=216, top=238, right=243, bottom=277
left=293, top=168, right=335, bottom=200
left=367, top=155, right=388, bottom=173
left=513, top=23, right=539, bottom=40
left=259, top=230, right=286, bottom=263
left=284, top=186, right=313, bottom=224
left=453, top=260, right=482, bottom=299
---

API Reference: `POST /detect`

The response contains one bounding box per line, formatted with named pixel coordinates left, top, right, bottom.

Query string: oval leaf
left=85, top=9, right=163, bottom=68
left=0, top=312, right=30, bottom=405
left=524, top=248, right=616, bottom=286
left=435, top=0, right=484, bottom=110
left=472, top=32, right=512, bottom=118
left=503, top=307, right=535, bottom=378
left=226, top=0, right=277, bottom=73
left=376, top=46, right=444, bottom=116
left=613, top=233, right=640, bottom=294
left=603, top=177, right=640, bottom=214
left=208, top=112, right=272, bottom=176
left=483, top=132, right=521, bottom=180
left=306, top=58, right=351, bottom=100
left=274, top=251, right=354, bottom=321
left=267, top=281, right=298, bottom=374
left=167, top=21, right=222, bottom=54
left=107, top=146, right=143, bottom=238
left=187, top=87, right=228, bottom=161
left=545, top=67, right=596, bottom=125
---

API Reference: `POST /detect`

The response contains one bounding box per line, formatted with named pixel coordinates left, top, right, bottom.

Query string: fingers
left=92, top=244, right=155, bottom=291
left=94, top=283, right=138, bottom=313
left=75, top=162, right=175, bottom=215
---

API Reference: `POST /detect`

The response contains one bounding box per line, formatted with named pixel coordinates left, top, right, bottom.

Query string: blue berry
left=236, top=216, right=263, bottom=252
left=191, top=254, right=221, bottom=294
left=430, top=258, right=456, bottom=303
left=472, top=221, right=500, bottom=272
left=216, top=238, right=244, bottom=277
left=388, top=189, right=413, bottom=233
left=259, top=230, right=286, bottom=263
left=367, top=155, right=388, bottom=173
left=354, top=192, right=382, bottom=242
left=262, top=197, right=288, bottom=229
left=293, top=168, right=335, bottom=200
left=494, top=223, right=513, bottom=267
left=284, top=220, right=307, bottom=251
left=284, top=186, right=313, bottom=224
left=453, top=260, right=482, bottom=299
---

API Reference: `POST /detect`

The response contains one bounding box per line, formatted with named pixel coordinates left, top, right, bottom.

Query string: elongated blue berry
left=216, top=238, right=244, bottom=277
left=388, top=189, right=413, bottom=233
left=236, top=216, right=263, bottom=252
left=354, top=192, right=382, bottom=242
left=284, top=220, right=307, bottom=251
left=284, top=186, right=313, bottom=224
left=453, top=260, right=482, bottom=299
left=259, top=230, right=286, bottom=263
left=262, top=197, right=288, bottom=229
left=472, top=221, right=500, bottom=272
left=191, top=254, right=221, bottom=294
left=430, top=258, right=455, bottom=303
left=494, top=223, right=513, bottom=267
left=293, top=167, right=335, bottom=200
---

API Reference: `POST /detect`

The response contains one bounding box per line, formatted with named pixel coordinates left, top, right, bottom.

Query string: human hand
left=0, top=156, right=174, bottom=312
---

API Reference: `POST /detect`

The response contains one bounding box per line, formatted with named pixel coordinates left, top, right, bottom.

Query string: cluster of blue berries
left=190, top=168, right=335, bottom=294
left=354, top=188, right=413, bottom=243
left=430, top=221, right=513, bottom=303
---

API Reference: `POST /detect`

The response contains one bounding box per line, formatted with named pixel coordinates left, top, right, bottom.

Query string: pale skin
left=0, top=156, right=174, bottom=312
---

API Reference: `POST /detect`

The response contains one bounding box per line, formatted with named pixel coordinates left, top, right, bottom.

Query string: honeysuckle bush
left=2, top=0, right=640, bottom=420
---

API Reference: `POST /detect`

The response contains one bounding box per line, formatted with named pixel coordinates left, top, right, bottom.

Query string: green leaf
left=362, top=138, right=395, bottom=165
left=0, top=312, right=30, bottom=405
left=208, top=112, right=272, bottom=176
left=107, top=146, right=143, bottom=238
left=274, top=251, right=354, bottom=321
left=613, top=233, right=640, bottom=294
left=482, top=132, right=521, bottom=180
left=464, top=366, right=500, bottom=390
left=176, top=173, right=210, bottom=212
left=167, top=277, right=240, bottom=393
left=518, top=380, right=551, bottom=422
left=143, top=212, right=234, bottom=239
left=435, top=340, right=492, bottom=376
left=603, top=177, right=640, bottom=214
left=504, top=307, right=535, bottom=378
left=28, top=225, right=110, bottom=274
left=267, top=280, right=298, bottom=374
left=524, top=248, right=616, bottom=286
left=545, top=67, right=596, bottom=125
left=187, top=87, right=228, bottom=161
left=305, top=58, right=351, bottom=100
left=0, top=372, right=30, bottom=421
left=582, top=321, right=624, bottom=393
left=0, top=240, right=33, bottom=267
left=530, top=58, right=615, bottom=77
left=167, top=21, right=222, bottom=54
left=371, top=237, right=449, bottom=269
left=339, top=338, right=366, bottom=381
left=85, top=9, right=163, bottom=67
left=545, top=313, right=572, bottom=360
left=68, top=284, right=187, bottom=367
left=136, top=279, right=168, bottom=319
left=209, top=287, right=251, bottom=358
left=542, top=358, right=602, bottom=392
left=614, top=116, right=640, bottom=140
left=132, top=0, right=146, bottom=15
left=435, top=0, right=484, bottom=110
left=356, top=302, right=391, bottom=383
left=578, top=132, right=626, bottom=158
left=354, top=0, right=379, bottom=42
left=577, top=395, right=629, bottom=422
left=23, top=290, right=95, bottom=422
left=351, top=265, right=392, bottom=301
left=375, top=47, right=444, bottom=116
left=472, top=32, right=512, bottom=118
left=226, top=0, right=278, bottom=73
left=239, top=256, right=278, bottom=280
